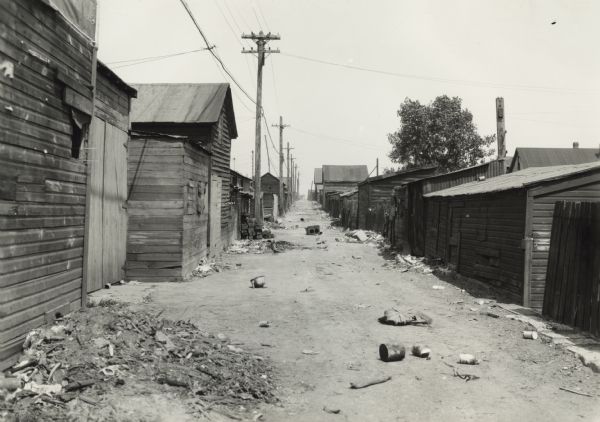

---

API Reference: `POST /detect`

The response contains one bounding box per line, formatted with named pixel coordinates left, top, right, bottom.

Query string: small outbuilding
left=261, top=172, right=281, bottom=220
left=423, top=161, right=600, bottom=310
left=357, top=166, right=437, bottom=231
left=321, top=165, right=368, bottom=210
left=509, top=145, right=600, bottom=172
left=130, top=83, right=238, bottom=256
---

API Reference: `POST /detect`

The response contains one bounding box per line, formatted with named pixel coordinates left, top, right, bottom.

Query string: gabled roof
left=261, top=172, right=279, bottom=182
left=358, top=166, right=437, bottom=186
left=130, top=83, right=237, bottom=138
left=322, top=165, right=368, bottom=183
left=509, top=147, right=599, bottom=172
left=314, top=168, right=323, bottom=184
left=425, top=161, right=600, bottom=197
left=230, top=169, right=252, bottom=183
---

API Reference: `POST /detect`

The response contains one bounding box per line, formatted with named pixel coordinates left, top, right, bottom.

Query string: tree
left=388, top=95, right=495, bottom=172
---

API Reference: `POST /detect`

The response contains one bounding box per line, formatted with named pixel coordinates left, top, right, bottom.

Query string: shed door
left=448, top=204, right=463, bottom=268
left=209, top=176, right=222, bottom=254
left=85, top=118, right=128, bottom=292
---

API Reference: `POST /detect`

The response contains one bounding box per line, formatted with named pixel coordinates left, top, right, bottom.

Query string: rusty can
left=523, top=331, right=538, bottom=340
left=411, top=345, right=431, bottom=358
left=458, top=353, right=479, bottom=365
left=379, top=343, right=406, bottom=362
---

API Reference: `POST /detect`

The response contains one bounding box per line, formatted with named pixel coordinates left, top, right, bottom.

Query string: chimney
left=496, top=98, right=506, bottom=159
left=573, top=141, right=579, bottom=149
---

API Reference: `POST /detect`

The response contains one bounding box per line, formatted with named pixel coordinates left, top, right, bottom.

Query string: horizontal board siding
left=211, top=107, right=232, bottom=246
left=529, top=179, right=600, bottom=311
left=0, top=0, right=93, bottom=370
left=126, top=138, right=184, bottom=282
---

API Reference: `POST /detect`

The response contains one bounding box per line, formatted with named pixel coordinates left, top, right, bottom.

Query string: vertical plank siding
left=211, top=106, right=233, bottom=245
left=424, top=191, right=526, bottom=302
left=0, top=0, right=94, bottom=369
left=529, top=179, right=600, bottom=311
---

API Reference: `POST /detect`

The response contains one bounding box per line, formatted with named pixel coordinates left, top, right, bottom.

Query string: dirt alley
left=95, top=200, right=600, bottom=422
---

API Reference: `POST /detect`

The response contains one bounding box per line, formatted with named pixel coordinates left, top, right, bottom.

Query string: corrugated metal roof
left=314, top=168, right=323, bottom=184
left=425, top=161, right=600, bottom=197
left=322, top=165, right=368, bottom=183
left=509, top=147, right=600, bottom=172
left=358, top=166, right=437, bottom=186
left=130, top=83, right=237, bottom=137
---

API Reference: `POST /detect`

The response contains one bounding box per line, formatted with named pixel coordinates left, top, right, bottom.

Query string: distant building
left=509, top=145, right=600, bottom=173
left=321, top=165, right=368, bottom=209
left=261, top=172, right=282, bottom=220
left=313, top=168, right=323, bottom=201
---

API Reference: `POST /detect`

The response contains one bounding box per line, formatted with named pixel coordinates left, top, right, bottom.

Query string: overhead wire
left=108, top=48, right=211, bottom=69
left=281, top=52, right=598, bottom=95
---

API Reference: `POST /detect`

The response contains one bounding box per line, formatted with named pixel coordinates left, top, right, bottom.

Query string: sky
left=97, top=0, right=600, bottom=193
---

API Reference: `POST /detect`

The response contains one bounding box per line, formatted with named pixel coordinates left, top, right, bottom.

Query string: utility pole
left=242, top=31, right=280, bottom=222
left=297, top=169, right=300, bottom=199
left=272, top=116, right=289, bottom=215
left=233, top=157, right=236, bottom=171
left=376, top=158, right=379, bottom=176
left=285, top=142, right=294, bottom=209
left=496, top=97, right=506, bottom=159
left=251, top=150, right=254, bottom=179
left=290, top=156, right=295, bottom=202
left=295, top=164, right=299, bottom=200
left=265, top=135, right=270, bottom=173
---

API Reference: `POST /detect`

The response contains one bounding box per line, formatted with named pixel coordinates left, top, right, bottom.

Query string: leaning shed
left=130, top=84, right=238, bottom=253
left=423, top=162, right=600, bottom=310
left=357, top=166, right=437, bottom=231
left=405, top=160, right=506, bottom=255
left=1, top=0, right=99, bottom=369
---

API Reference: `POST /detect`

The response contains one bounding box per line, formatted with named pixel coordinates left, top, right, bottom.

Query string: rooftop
left=322, top=165, right=369, bottom=183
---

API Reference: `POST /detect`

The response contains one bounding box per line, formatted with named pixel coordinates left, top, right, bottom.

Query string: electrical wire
left=108, top=48, right=211, bottom=69
left=288, top=127, right=383, bottom=151
left=179, top=0, right=257, bottom=105
left=281, top=52, right=598, bottom=95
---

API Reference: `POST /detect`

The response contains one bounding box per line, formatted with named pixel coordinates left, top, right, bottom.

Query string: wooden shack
left=509, top=146, right=600, bottom=172
left=130, top=84, right=238, bottom=255
left=405, top=160, right=506, bottom=255
left=230, top=169, right=253, bottom=238
left=321, top=165, right=368, bottom=210
left=0, top=0, right=132, bottom=369
left=357, top=167, right=437, bottom=231
left=261, top=172, right=281, bottom=220
left=423, top=162, right=600, bottom=310
left=340, top=190, right=359, bottom=229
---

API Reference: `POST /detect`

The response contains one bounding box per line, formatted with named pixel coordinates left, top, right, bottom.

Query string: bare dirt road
left=98, top=200, right=600, bottom=422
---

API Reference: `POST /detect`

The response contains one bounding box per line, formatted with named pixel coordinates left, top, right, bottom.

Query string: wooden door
left=448, top=205, right=463, bottom=268
left=209, top=176, right=222, bottom=254
left=85, top=118, right=128, bottom=292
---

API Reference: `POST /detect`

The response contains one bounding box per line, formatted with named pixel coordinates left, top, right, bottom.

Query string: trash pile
left=383, top=254, right=440, bottom=274
left=227, top=239, right=300, bottom=255
left=343, top=230, right=381, bottom=243
left=191, top=260, right=232, bottom=278
left=1, top=302, right=275, bottom=421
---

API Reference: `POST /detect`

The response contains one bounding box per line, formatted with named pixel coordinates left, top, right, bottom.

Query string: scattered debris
left=378, top=309, right=432, bottom=326
left=300, top=287, right=314, bottom=293
left=411, top=345, right=431, bottom=358
left=350, top=376, right=392, bottom=389
left=2, top=303, right=275, bottom=421
left=452, top=367, right=480, bottom=382
left=379, top=344, right=406, bottom=362
left=458, top=354, right=479, bottom=365
left=432, top=285, right=445, bottom=290
left=481, top=311, right=500, bottom=319
left=523, top=331, right=539, bottom=340
left=192, top=260, right=232, bottom=278
left=250, top=276, right=266, bottom=288
left=352, top=255, right=362, bottom=260
left=305, top=225, right=321, bottom=235
left=559, top=387, right=593, bottom=397
left=228, top=239, right=299, bottom=254
left=258, top=321, right=270, bottom=328
left=323, top=406, right=341, bottom=414
left=301, top=350, right=319, bottom=355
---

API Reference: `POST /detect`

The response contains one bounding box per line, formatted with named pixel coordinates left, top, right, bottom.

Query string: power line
left=289, top=127, right=383, bottom=151
left=179, top=0, right=257, bottom=105
left=281, top=52, right=598, bottom=95
left=255, top=1, right=270, bottom=32
left=108, top=48, right=211, bottom=69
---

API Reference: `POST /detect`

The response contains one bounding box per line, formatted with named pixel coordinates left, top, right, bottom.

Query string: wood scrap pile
left=378, top=309, right=432, bottom=326
left=1, top=302, right=275, bottom=421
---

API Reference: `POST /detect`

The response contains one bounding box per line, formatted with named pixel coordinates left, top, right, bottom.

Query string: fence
left=542, top=201, right=600, bottom=336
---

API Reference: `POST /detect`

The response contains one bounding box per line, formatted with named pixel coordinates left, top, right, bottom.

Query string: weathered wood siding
left=211, top=105, right=233, bottom=246
left=127, top=138, right=184, bottom=282
left=528, top=175, right=600, bottom=311
left=0, top=0, right=94, bottom=369
left=425, top=191, right=526, bottom=302
left=182, top=142, right=210, bottom=277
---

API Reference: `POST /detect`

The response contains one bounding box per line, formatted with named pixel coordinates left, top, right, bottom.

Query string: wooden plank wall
left=211, top=106, right=233, bottom=246
left=529, top=179, right=600, bottom=310
left=181, top=143, right=210, bottom=278
left=424, top=191, right=526, bottom=302
left=126, top=138, right=184, bottom=282
left=542, top=202, right=600, bottom=336
left=0, top=0, right=93, bottom=369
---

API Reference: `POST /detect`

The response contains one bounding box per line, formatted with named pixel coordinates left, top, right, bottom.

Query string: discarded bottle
left=411, top=345, right=431, bottom=358
left=379, top=343, right=406, bottom=362
left=458, top=354, right=479, bottom=365
left=523, top=331, right=538, bottom=340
